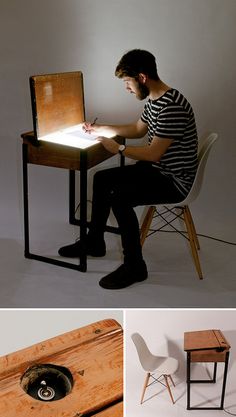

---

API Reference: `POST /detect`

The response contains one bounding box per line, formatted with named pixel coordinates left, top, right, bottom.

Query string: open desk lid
left=30, top=71, right=98, bottom=149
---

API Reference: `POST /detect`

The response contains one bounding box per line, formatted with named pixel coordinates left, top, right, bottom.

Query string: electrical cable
left=74, top=200, right=92, bottom=216
left=196, top=233, right=236, bottom=246
left=155, top=230, right=236, bottom=246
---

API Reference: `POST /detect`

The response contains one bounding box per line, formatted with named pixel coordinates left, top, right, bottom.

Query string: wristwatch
left=118, top=144, right=126, bottom=155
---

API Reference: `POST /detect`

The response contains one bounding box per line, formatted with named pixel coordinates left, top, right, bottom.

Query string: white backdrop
left=125, top=309, right=236, bottom=358
left=0, top=0, right=236, bottom=242
left=0, top=309, right=123, bottom=355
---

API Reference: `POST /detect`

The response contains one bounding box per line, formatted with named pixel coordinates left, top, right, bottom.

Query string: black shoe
left=58, top=239, right=106, bottom=258
left=99, top=261, right=148, bottom=289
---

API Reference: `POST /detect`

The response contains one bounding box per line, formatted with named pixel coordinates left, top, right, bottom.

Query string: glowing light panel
left=39, top=124, right=98, bottom=149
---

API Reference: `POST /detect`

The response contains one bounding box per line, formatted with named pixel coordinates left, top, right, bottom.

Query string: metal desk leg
left=69, top=162, right=88, bottom=271
left=22, top=143, right=87, bottom=272
left=79, top=151, right=87, bottom=272
left=69, top=170, right=76, bottom=225
left=187, top=352, right=191, bottom=410
left=23, top=143, right=30, bottom=258
left=213, top=362, right=217, bottom=383
left=220, top=351, right=230, bottom=409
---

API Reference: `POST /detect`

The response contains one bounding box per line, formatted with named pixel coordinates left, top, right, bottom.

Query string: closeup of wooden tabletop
left=0, top=319, right=123, bottom=417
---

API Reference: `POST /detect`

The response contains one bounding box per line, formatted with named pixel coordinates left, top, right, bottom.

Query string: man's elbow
left=149, top=151, right=162, bottom=162
left=143, top=153, right=161, bottom=163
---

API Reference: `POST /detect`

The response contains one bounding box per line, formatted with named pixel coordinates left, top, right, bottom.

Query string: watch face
left=119, top=145, right=125, bottom=151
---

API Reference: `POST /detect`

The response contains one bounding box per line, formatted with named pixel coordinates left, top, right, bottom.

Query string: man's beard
left=136, top=82, right=149, bottom=100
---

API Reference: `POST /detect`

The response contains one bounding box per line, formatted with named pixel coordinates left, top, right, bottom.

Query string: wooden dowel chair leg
left=140, top=206, right=156, bottom=246
left=186, top=206, right=200, bottom=250
left=164, top=375, right=175, bottom=404
left=140, top=372, right=150, bottom=404
left=183, top=207, right=203, bottom=279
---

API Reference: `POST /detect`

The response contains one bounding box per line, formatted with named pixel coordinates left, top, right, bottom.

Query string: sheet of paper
left=39, top=124, right=99, bottom=149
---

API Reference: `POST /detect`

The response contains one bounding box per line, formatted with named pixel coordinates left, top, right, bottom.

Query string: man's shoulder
left=164, top=89, right=193, bottom=114
left=148, top=89, right=184, bottom=106
left=143, top=89, right=192, bottom=114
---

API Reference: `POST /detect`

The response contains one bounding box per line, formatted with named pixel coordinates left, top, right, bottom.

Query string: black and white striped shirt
left=141, top=88, right=198, bottom=196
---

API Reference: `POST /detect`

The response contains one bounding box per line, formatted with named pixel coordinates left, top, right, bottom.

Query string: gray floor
left=1, top=195, right=235, bottom=308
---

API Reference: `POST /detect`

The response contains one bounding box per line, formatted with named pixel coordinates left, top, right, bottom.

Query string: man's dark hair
left=115, top=49, right=159, bottom=81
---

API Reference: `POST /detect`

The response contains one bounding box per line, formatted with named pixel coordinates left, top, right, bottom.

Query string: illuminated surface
left=39, top=124, right=99, bottom=149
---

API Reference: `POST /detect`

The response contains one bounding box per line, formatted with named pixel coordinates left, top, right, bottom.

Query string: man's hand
left=97, top=137, right=119, bottom=154
left=83, top=122, right=115, bottom=138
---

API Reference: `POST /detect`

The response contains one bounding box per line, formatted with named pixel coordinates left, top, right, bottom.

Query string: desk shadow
left=165, top=337, right=186, bottom=402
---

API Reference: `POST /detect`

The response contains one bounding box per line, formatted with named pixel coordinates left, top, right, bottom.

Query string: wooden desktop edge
left=21, top=131, right=125, bottom=170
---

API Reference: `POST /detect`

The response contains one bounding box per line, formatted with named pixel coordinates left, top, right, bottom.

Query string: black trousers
left=89, top=162, right=184, bottom=265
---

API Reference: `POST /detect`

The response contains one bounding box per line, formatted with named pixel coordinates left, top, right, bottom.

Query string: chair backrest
left=181, top=132, right=218, bottom=205
left=131, top=333, right=156, bottom=371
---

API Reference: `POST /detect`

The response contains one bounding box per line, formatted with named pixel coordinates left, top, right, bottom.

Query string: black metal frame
left=186, top=351, right=230, bottom=410
left=22, top=143, right=124, bottom=273
left=23, top=143, right=89, bottom=272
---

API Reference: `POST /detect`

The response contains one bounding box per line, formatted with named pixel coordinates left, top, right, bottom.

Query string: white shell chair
left=131, top=332, right=179, bottom=404
left=140, top=132, right=218, bottom=279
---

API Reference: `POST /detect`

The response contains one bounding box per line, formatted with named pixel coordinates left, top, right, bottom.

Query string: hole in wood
left=20, top=364, right=73, bottom=402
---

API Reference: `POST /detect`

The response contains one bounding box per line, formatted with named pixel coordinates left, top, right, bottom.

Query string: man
left=59, top=49, right=198, bottom=289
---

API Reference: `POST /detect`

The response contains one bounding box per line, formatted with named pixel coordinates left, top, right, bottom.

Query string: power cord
left=153, top=229, right=236, bottom=246
left=74, top=200, right=92, bottom=216
left=196, top=233, right=236, bottom=246
left=197, top=233, right=236, bottom=246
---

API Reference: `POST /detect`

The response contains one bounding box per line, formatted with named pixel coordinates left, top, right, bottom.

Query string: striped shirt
left=141, top=88, right=198, bottom=196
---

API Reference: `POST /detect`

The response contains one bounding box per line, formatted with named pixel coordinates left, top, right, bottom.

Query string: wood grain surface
left=184, top=329, right=230, bottom=363
left=0, top=319, right=123, bottom=417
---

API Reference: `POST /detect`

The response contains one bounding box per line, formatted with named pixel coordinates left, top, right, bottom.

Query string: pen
left=83, top=117, right=98, bottom=133
left=91, top=117, right=98, bottom=126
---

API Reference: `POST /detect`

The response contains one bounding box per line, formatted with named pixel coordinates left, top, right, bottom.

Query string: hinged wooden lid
left=184, top=329, right=230, bottom=352
left=30, top=71, right=85, bottom=139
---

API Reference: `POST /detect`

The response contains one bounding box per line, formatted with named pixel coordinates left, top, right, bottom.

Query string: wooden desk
left=21, top=132, right=124, bottom=272
left=184, top=329, right=230, bottom=410
left=0, top=319, right=123, bottom=417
